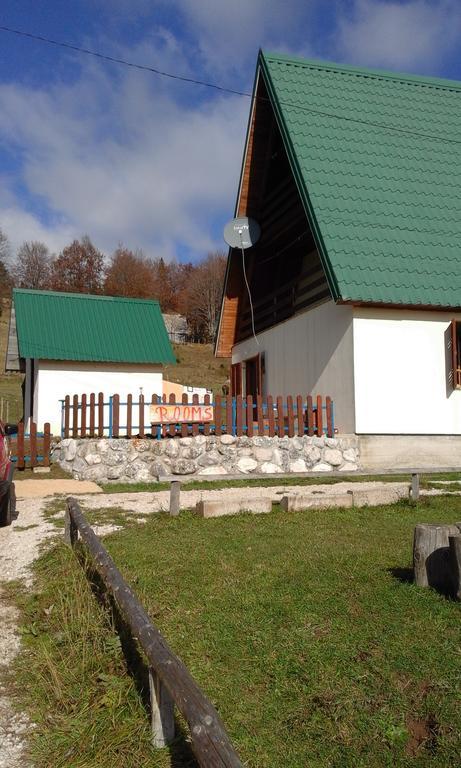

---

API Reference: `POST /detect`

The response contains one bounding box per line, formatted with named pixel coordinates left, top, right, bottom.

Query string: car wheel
left=0, top=487, right=13, bottom=526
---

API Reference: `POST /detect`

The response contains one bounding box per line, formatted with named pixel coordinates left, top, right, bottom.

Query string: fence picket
left=246, top=395, right=253, bottom=437
left=192, top=394, right=199, bottom=437
left=256, top=395, right=264, bottom=436
left=139, top=394, right=145, bottom=438
left=30, top=422, right=37, bottom=466
left=203, top=394, right=211, bottom=436
left=215, top=396, right=222, bottom=436
left=17, top=422, right=25, bottom=469
left=81, top=394, right=87, bottom=438
left=296, top=395, right=304, bottom=437
left=98, top=393, right=104, bottom=438
left=43, top=423, right=51, bottom=467
left=236, top=395, right=243, bottom=437
left=169, top=393, right=176, bottom=437
left=72, top=395, right=78, bottom=438
left=226, top=394, right=233, bottom=436
left=267, top=395, right=275, bottom=436
left=89, top=393, right=95, bottom=437
left=316, top=395, right=323, bottom=436
left=307, top=395, right=314, bottom=436
left=326, top=396, right=333, bottom=438
left=127, top=394, right=132, bottom=438
left=112, top=394, right=120, bottom=438
left=181, top=393, right=188, bottom=437
left=287, top=395, right=294, bottom=437
left=64, top=395, right=70, bottom=439
left=276, top=396, right=284, bottom=437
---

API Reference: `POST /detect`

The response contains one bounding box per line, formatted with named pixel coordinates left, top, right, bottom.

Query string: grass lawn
left=7, top=495, right=461, bottom=767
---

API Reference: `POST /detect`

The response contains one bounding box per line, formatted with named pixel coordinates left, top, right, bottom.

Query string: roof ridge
left=261, top=50, right=461, bottom=94
left=12, top=288, right=161, bottom=306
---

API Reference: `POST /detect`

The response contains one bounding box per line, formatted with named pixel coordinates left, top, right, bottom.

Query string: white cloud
left=336, top=0, right=461, bottom=71
left=0, top=53, right=248, bottom=261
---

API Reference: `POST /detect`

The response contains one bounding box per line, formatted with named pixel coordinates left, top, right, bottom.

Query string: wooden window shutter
left=231, top=363, right=242, bottom=396
left=451, top=319, right=459, bottom=389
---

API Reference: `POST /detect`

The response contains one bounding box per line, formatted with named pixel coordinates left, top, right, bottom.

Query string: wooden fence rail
left=65, top=498, right=242, bottom=767
left=61, top=393, right=334, bottom=439
left=10, top=422, right=51, bottom=469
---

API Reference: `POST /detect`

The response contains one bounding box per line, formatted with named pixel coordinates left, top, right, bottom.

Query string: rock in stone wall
left=52, top=434, right=360, bottom=483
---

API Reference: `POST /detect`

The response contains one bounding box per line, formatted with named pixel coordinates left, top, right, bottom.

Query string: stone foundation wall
left=52, top=434, right=360, bottom=483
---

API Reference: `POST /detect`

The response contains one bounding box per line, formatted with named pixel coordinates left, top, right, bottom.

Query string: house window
left=451, top=320, right=461, bottom=389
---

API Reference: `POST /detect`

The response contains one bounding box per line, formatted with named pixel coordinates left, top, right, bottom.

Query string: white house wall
left=34, top=360, right=163, bottom=436
left=232, top=300, right=355, bottom=433
left=353, top=308, right=461, bottom=434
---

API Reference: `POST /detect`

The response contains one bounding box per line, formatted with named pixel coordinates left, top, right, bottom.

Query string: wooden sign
left=149, top=403, right=213, bottom=424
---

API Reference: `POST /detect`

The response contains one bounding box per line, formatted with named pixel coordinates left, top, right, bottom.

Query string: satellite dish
left=223, top=216, right=261, bottom=249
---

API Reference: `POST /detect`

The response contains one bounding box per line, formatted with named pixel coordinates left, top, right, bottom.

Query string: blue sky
left=1, top=0, right=461, bottom=262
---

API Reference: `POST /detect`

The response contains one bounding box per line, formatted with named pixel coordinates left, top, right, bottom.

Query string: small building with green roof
left=6, top=289, right=175, bottom=434
left=216, top=50, right=461, bottom=445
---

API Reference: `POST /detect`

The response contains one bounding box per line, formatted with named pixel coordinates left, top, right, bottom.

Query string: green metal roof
left=13, top=289, right=176, bottom=364
left=260, top=51, right=461, bottom=306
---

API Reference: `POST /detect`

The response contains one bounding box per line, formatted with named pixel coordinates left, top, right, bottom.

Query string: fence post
left=149, top=667, right=175, bottom=747
left=411, top=473, right=420, bottom=501
left=169, top=481, right=180, bottom=517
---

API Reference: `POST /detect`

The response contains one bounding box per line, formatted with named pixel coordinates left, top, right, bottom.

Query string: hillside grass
left=7, top=495, right=461, bottom=767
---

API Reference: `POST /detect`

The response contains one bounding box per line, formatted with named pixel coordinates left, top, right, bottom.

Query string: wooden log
left=149, top=666, right=175, bottom=747
left=169, top=481, right=180, bottom=517
left=413, top=523, right=461, bottom=593
left=65, top=498, right=243, bottom=767
left=449, top=535, right=461, bottom=601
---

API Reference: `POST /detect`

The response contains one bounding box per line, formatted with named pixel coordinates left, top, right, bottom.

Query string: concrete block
left=352, top=485, right=409, bottom=507
left=280, top=493, right=353, bottom=512
left=196, top=498, right=272, bottom=518
left=32, top=466, right=51, bottom=474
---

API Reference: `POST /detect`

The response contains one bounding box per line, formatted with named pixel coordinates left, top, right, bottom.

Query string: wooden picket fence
left=61, top=393, right=334, bottom=439
left=10, top=422, right=51, bottom=469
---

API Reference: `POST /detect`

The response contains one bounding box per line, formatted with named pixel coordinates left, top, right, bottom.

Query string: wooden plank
left=181, top=393, right=188, bottom=437
left=192, top=394, right=199, bottom=437
left=226, top=394, right=233, bottom=436
left=30, top=422, right=37, bottom=468
left=89, top=393, right=95, bottom=437
left=246, top=395, right=253, bottom=437
left=64, top=395, right=70, bottom=439
left=287, top=395, right=294, bottom=437
left=127, top=394, right=132, bottom=438
left=267, top=395, right=275, bottom=437
left=203, top=394, right=211, bottom=436
left=151, top=395, right=157, bottom=437
left=236, top=395, right=243, bottom=436
left=112, top=394, right=120, bottom=438
left=66, top=498, right=243, bottom=767
left=307, top=395, right=314, bottom=436
left=214, top=396, right=222, bottom=437
left=17, top=422, right=25, bottom=470
left=81, top=394, right=87, bottom=438
left=316, top=395, right=323, bottom=436
left=98, top=393, right=104, bottom=438
left=256, top=394, right=264, bottom=436
left=72, top=395, right=78, bottom=438
left=43, top=423, right=51, bottom=467
left=276, top=395, right=284, bottom=437
left=139, top=394, right=145, bottom=438
left=326, top=396, right=333, bottom=438
left=296, top=395, right=304, bottom=437
left=169, top=394, right=176, bottom=437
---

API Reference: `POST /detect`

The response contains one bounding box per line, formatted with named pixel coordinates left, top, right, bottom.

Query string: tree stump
left=449, top=535, right=461, bottom=601
left=413, top=523, right=461, bottom=594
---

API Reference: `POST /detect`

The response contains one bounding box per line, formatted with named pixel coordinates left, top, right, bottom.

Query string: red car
left=0, top=420, right=16, bottom=526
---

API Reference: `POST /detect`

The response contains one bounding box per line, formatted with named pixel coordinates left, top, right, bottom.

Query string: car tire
left=0, top=485, right=13, bottom=527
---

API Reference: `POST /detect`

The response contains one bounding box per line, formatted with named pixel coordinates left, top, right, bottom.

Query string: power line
left=2, top=24, right=461, bottom=147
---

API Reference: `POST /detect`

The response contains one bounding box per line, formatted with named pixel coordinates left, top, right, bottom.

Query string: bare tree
left=12, top=241, right=51, bottom=289
left=50, top=236, right=104, bottom=294
left=185, top=252, right=226, bottom=342
left=0, top=229, right=12, bottom=304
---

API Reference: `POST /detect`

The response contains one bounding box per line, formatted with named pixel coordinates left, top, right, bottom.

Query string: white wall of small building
left=353, top=308, right=461, bottom=434
left=232, top=300, right=355, bottom=433
left=33, top=360, right=163, bottom=435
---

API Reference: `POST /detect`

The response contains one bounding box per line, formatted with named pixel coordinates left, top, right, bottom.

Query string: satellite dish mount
left=223, top=216, right=261, bottom=345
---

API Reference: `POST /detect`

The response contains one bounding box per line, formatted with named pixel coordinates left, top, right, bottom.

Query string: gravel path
left=0, top=477, right=458, bottom=766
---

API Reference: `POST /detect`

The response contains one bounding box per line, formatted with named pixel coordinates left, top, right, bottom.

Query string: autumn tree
left=50, top=236, right=104, bottom=294
left=185, top=252, right=226, bottom=342
left=104, top=247, right=157, bottom=298
left=12, top=241, right=51, bottom=289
